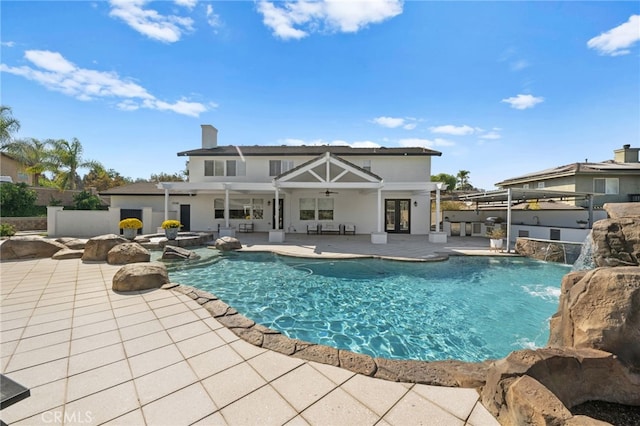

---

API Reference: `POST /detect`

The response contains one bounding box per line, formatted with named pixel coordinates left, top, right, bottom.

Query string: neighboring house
left=108, top=125, right=445, bottom=243
left=0, top=152, right=32, bottom=185
left=496, top=145, right=640, bottom=207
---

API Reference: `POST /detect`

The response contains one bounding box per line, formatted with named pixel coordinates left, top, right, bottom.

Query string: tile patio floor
left=1, top=235, right=501, bottom=425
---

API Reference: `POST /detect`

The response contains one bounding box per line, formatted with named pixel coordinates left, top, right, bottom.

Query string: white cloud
left=501, top=94, right=544, bottom=110
left=206, top=4, right=222, bottom=29
left=1, top=41, right=16, bottom=48
left=479, top=131, right=501, bottom=140
left=398, top=138, right=454, bottom=148
left=587, top=15, right=640, bottom=56
left=280, top=138, right=380, bottom=148
left=372, top=116, right=417, bottom=129
left=174, top=0, right=197, bottom=9
left=1, top=50, right=210, bottom=117
left=510, top=59, right=529, bottom=71
left=108, top=0, right=194, bottom=43
left=429, top=124, right=474, bottom=136
left=257, top=0, right=403, bottom=40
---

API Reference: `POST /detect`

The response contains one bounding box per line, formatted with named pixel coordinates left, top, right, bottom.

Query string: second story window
left=362, top=160, right=371, bottom=172
left=269, top=160, right=294, bottom=176
left=205, top=160, right=224, bottom=176
left=594, top=178, right=619, bottom=194
left=536, top=182, right=545, bottom=189
left=522, top=183, right=529, bottom=189
left=205, top=160, right=246, bottom=177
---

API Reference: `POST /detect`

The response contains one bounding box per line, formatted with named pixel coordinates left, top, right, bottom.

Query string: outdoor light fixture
left=267, top=200, right=271, bottom=206
left=413, top=201, right=418, bottom=207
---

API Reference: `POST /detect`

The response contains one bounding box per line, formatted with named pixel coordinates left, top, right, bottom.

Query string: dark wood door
left=180, top=204, right=191, bottom=231
left=385, top=199, right=410, bottom=233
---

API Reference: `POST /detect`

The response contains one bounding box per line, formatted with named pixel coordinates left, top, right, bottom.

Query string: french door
left=385, top=199, right=410, bottom=233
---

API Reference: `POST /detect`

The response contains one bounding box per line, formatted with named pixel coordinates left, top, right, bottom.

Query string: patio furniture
left=238, top=222, right=254, bottom=233
left=307, top=223, right=319, bottom=234
left=320, top=223, right=341, bottom=235
left=342, top=223, right=356, bottom=235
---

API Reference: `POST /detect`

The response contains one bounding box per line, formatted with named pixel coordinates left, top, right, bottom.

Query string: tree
left=150, top=171, right=186, bottom=182
left=456, top=170, right=473, bottom=190
left=0, top=105, right=20, bottom=144
left=73, top=190, right=103, bottom=210
left=1, top=138, right=51, bottom=186
left=0, top=182, right=38, bottom=216
left=431, top=173, right=456, bottom=191
left=49, top=138, right=100, bottom=190
left=83, top=165, right=131, bottom=191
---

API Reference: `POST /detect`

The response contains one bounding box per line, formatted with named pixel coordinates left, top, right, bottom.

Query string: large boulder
left=56, top=237, right=88, bottom=250
left=162, top=245, right=201, bottom=260
left=82, top=234, right=127, bottom=262
left=591, top=218, right=640, bottom=267
left=0, top=236, right=67, bottom=260
left=107, top=243, right=150, bottom=265
left=603, top=202, right=640, bottom=219
left=112, top=262, right=169, bottom=292
left=481, top=348, right=640, bottom=425
left=215, top=236, right=242, bottom=251
left=548, top=267, right=640, bottom=367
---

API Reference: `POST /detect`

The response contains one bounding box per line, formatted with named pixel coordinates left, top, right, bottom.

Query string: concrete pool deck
left=1, top=235, right=501, bottom=425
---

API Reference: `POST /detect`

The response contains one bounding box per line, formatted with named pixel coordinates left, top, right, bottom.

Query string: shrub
left=161, top=220, right=182, bottom=229
left=0, top=222, right=16, bottom=237
left=73, top=190, right=103, bottom=210
left=0, top=183, right=38, bottom=217
left=119, top=218, right=143, bottom=229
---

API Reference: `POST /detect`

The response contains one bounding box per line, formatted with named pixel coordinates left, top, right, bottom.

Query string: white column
left=224, top=188, right=230, bottom=228
left=377, top=188, right=382, bottom=233
left=274, top=188, right=280, bottom=230
left=164, top=188, right=169, bottom=223
left=506, top=188, right=513, bottom=253
left=435, top=186, right=442, bottom=232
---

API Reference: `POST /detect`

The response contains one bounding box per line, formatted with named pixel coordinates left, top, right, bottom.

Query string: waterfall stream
left=572, top=232, right=596, bottom=271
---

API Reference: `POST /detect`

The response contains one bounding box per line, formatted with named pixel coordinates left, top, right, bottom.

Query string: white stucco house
left=103, top=125, right=448, bottom=244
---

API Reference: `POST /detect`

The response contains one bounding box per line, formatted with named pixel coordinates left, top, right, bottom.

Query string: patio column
left=164, top=187, right=169, bottom=223
left=429, top=182, right=447, bottom=243
left=269, top=187, right=285, bottom=242
left=275, top=187, right=280, bottom=230
left=377, top=188, right=382, bottom=232
left=506, top=188, right=513, bottom=253
left=224, top=188, right=229, bottom=228
left=435, top=183, right=442, bottom=232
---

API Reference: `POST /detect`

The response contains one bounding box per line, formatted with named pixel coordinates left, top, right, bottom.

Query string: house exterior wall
left=575, top=174, right=640, bottom=205
left=0, top=153, right=32, bottom=184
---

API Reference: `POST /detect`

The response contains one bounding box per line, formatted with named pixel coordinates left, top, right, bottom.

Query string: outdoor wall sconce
left=413, top=201, right=418, bottom=207
left=267, top=201, right=271, bottom=206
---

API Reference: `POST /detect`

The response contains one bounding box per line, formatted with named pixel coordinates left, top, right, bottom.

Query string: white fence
left=47, top=207, right=176, bottom=238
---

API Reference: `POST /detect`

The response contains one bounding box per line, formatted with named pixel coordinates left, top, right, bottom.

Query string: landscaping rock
left=52, top=248, right=84, bottom=260
left=339, top=351, right=377, bottom=376
left=162, top=245, right=200, bottom=260
left=56, top=237, right=88, bottom=250
left=107, top=243, right=150, bottom=265
left=604, top=202, right=640, bottom=219
left=82, top=234, right=128, bottom=262
left=112, top=261, right=169, bottom=292
left=0, top=236, right=67, bottom=260
left=548, top=266, right=640, bottom=367
left=591, top=218, right=640, bottom=267
left=215, top=236, right=242, bottom=251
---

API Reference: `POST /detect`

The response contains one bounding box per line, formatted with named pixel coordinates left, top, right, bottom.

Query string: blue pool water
left=169, top=253, right=570, bottom=362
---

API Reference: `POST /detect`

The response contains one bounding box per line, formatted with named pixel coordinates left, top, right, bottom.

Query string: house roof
left=177, top=145, right=441, bottom=157
left=276, top=152, right=382, bottom=183
left=496, top=160, right=640, bottom=186
left=99, top=181, right=184, bottom=196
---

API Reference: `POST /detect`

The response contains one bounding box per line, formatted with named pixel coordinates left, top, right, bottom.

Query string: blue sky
left=2, top=1, right=639, bottom=190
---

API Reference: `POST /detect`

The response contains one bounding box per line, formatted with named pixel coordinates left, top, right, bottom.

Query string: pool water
left=170, top=253, right=570, bottom=362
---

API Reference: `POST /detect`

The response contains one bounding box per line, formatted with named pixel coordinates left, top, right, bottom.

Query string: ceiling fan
left=320, top=189, right=339, bottom=196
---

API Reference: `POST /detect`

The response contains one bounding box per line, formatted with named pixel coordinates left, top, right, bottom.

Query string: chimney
left=201, top=125, right=218, bottom=149
left=614, top=144, right=639, bottom=163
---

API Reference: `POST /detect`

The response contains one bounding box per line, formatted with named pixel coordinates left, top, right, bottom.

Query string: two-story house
left=107, top=125, right=445, bottom=243
left=495, top=145, right=640, bottom=207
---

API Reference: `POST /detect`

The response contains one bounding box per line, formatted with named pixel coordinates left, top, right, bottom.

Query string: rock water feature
left=482, top=203, right=640, bottom=425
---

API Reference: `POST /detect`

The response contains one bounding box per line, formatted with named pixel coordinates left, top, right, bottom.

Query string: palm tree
left=456, top=170, right=471, bottom=190
left=0, top=105, right=21, bottom=144
left=1, top=138, right=50, bottom=186
left=49, top=138, right=100, bottom=190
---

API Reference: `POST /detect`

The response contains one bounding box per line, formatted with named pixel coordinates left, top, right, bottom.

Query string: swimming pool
left=169, top=252, right=570, bottom=362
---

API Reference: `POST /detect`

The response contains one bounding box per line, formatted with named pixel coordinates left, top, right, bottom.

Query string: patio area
left=1, top=235, right=501, bottom=425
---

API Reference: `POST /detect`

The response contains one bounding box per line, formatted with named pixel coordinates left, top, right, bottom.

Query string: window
left=214, top=198, right=264, bottom=220
left=318, top=198, right=334, bottom=220
left=522, top=183, right=529, bottom=189
left=594, top=178, right=619, bottom=195
left=226, top=160, right=246, bottom=177
left=269, top=160, right=294, bottom=176
left=362, top=160, right=371, bottom=172
left=299, top=198, right=316, bottom=220
left=536, top=182, right=545, bottom=189
left=205, top=160, right=224, bottom=176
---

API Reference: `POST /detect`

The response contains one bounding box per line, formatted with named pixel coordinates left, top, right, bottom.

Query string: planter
left=165, top=228, right=179, bottom=240
left=122, top=228, right=137, bottom=240
left=490, top=238, right=503, bottom=252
